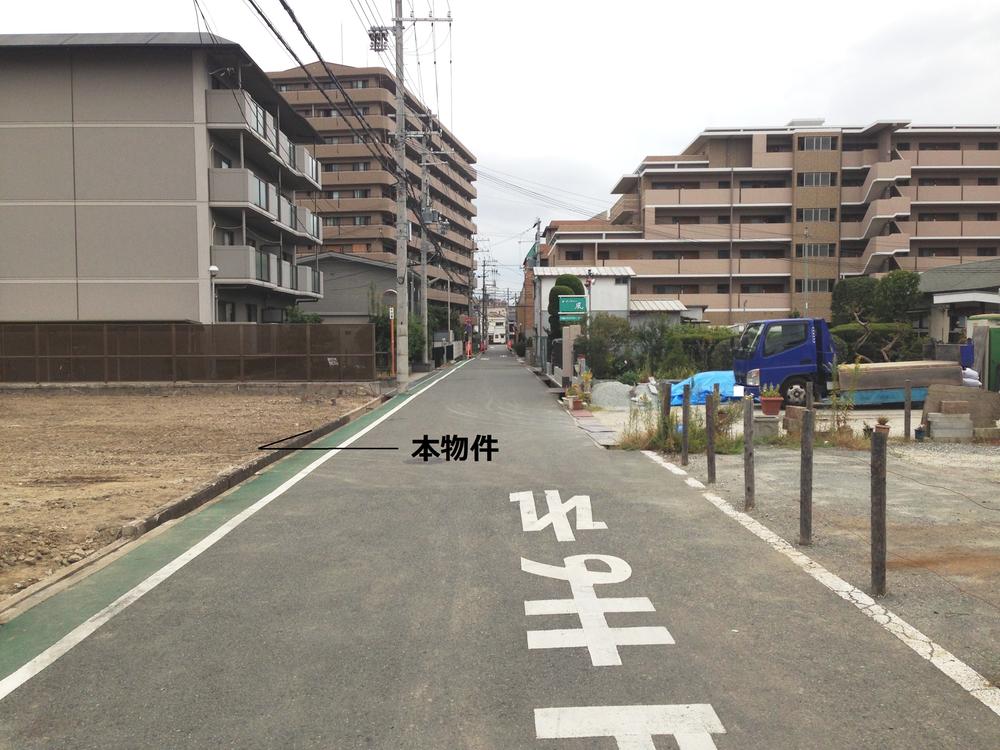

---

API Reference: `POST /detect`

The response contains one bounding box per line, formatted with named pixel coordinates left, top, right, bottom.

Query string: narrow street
left=1, top=351, right=998, bottom=748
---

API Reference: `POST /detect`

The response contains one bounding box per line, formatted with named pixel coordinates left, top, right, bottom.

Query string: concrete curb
left=0, top=391, right=391, bottom=622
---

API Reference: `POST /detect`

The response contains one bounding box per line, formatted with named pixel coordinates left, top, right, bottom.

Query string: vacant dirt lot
left=0, top=385, right=378, bottom=599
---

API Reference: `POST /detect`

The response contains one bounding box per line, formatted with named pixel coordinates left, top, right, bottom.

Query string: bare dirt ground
left=0, top=385, right=377, bottom=599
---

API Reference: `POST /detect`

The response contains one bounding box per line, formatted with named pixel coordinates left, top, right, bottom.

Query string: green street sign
left=558, top=295, right=587, bottom=322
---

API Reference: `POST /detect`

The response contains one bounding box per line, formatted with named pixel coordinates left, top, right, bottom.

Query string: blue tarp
left=669, top=371, right=737, bottom=406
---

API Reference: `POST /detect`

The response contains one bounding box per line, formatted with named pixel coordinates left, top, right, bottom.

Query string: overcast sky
left=8, top=1, right=1000, bottom=292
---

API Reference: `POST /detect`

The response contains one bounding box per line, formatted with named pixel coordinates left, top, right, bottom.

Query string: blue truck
left=733, top=317, right=966, bottom=406
left=733, top=318, right=836, bottom=406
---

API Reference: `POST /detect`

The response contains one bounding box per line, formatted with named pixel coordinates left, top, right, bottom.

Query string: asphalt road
left=1, top=350, right=998, bottom=748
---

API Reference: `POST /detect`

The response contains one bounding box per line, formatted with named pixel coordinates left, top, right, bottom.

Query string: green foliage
left=830, top=322, right=925, bottom=362
left=572, top=314, right=736, bottom=381
left=285, top=305, right=323, bottom=324
left=872, top=269, right=922, bottom=322
left=547, top=284, right=574, bottom=339
left=831, top=276, right=878, bottom=325
left=554, top=274, right=586, bottom=295
left=408, top=317, right=424, bottom=361
left=621, top=396, right=743, bottom=455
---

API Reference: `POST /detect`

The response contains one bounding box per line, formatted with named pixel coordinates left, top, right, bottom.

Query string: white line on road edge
left=0, top=360, right=472, bottom=703
left=640, top=450, right=1000, bottom=719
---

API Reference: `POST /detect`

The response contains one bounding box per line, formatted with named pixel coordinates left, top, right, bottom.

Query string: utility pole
left=420, top=146, right=431, bottom=365
left=392, top=0, right=409, bottom=384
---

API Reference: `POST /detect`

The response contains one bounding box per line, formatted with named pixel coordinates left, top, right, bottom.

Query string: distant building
left=268, top=62, right=477, bottom=315
left=542, top=119, right=1000, bottom=324
left=0, top=33, right=324, bottom=323
left=304, top=253, right=395, bottom=324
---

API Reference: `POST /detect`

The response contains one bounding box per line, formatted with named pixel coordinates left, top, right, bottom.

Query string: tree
left=554, top=274, right=586, bottom=296
left=574, top=313, right=632, bottom=379
left=872, top=269, right=922, bottom=323
left=831, top=276, right=877, bottom=325
left=285, top=305, right=323, bottom=324
left=547, top=284, right=573, bottom=339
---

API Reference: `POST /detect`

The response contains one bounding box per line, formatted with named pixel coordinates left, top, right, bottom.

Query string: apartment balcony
left=645, top=223, right=792, bottom=242
left=911, top=150, right=1000, bottom=168
left=670, top=292, right=792, bottom=312
left=210, top=246, right=321, bottom=299
left=911, top=220, right=1000, bottom=238
left=841, top=149, right=880, bottom=168
left=209, top=168, right=275, bottom=218
left=840, top=196, right=911, bottom=240
left=901, top=185, right=1000, bottom=203
left=751, top=152, right=794, bottom=169
left=427, top=287, right=469, bottom=305
left=206, top=90, right=319, bottom=191
left=610, top=193, right=639, bottom=224
left=308, top=114, right=395, bottom=135
left=281, top=87, right=395, bottom=108
left=647, top=187, right=793, bottom=206
left=628, top=257, right=791, bottom=277
left=841, top=159, right=912, bottom=204
left=321, top=223, right=395, bottom=243
left=321, top=169, right=395, bottom=188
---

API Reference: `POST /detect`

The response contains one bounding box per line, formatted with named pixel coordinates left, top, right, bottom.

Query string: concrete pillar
left=930, top=305, right=950, bottom=342
left=563, top=324, right=581, bottom=375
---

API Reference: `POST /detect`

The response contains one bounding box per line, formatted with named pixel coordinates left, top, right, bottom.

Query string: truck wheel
left=782, top=377, right=810, bottom=406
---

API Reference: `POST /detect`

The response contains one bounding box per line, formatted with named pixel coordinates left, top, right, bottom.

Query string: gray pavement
left=1, top=348, right=999, bottom=748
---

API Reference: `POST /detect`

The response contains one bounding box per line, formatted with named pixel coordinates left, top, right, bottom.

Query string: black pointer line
left=257, top=430, right=398, bottom=451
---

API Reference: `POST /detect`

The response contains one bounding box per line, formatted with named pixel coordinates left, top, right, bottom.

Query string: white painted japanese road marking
left=534, top=704, right=724, bottom=749
left=509, top=489, right=607, bottom=542
left=521, top=554, right=674, bottom=666
left=641, top=449, right=1000, bottom=719
left=0, top=360, right=473, bottom=704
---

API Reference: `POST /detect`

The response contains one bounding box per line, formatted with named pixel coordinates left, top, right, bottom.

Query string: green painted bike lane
left=0, top=363, right=467, bottom=683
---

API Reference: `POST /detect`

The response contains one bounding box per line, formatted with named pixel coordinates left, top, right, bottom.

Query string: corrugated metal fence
left=0, top=323, right=375, bottom=383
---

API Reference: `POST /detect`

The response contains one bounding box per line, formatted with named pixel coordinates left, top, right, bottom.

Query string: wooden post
left=800, top=407, right=814, bottom=545
left=659, top=381, right=672, bottom=441
left=871, top=430, right=887, bottom=596
left=706, top=383, right=718, bottom=484
left=903, top=379, right=912, bottom=441
left=743, top=396, right=755, bottom=511
left=805, top=384, right=814, bottom=411
left=681, top=383, right=691, bottom=466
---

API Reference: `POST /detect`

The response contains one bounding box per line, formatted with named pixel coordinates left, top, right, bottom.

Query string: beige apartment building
left=268, top=62, right=477, bottom=313
left=0, top=33, right=323, bottom=324
left=540, top=119, right=1000, bottom=324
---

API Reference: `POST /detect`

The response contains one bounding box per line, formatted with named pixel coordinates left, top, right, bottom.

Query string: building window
left=651, top=181, right=699, bottom=190
left=918, top=177, right=960, bottom=186
left=794, top=279, right=834, bottom=293
left=918, top=212, right=959, bottom=221
left=565, top=250, right=583, bottom=261
left=324, top=191, right=341, bottom=198
left=795, top=243, right=835, bottom=257
left=245, top=304, right=258, bottom=322
left=214, top=153, right=231, bottom=169
left=741, top=179, right=786, bottom=188
left=250, top=174, right=268, bottom=210
left=741, top=283, right=785, bottom=294
left=917, top=247, right=959, bottom=257
left=977, top=247, right=998, bottom=256
left=717, top=249, right=730, bottom=259
left=842, top=141, right=878, bottom=152
left=347, top=79, right=369, bottom=89
left=352, top=162, right=370, bottom=171
left=219, top=229, right=236, bottom=245
left=977, top=212, right=998, bottom=221
left=597, top=250, right=611, bottom=260
left=353, top=216, right=371, bottom=225
left=323, top=136, right=340, bottom=144
left=978, top=177, right=999, bottom=186
left=978, top=142, right=999, bottom=150
left=896, top=142, right=911, bottom=151
left=717, top=215, right=730, bottom=224
left=742, top=248, right=785, bottom=259
left=218, top=301, right=236, bottom=322
left=718, top=180, right=731, bottom=189
left=797, top=172, right=837, bottom=187
left=322, top=216, right=340, bottom=227
left=322, top=162, right=338, bottom=172
left=716, top=283, right=730, bottom=294
left=653, top=284, right=696, bottom=294
left=672, top=216, right=700, bottom=225
left=797, top=135, right=838, bottom=151
left=918, top=142, right=960, bottom=150
left=842, top=176, right=864, bottom=187
left=796, top=208, right=837, bottom=222
left=742, top=214, right=787, bottom=224
left=615, top=277, right=629, bottom=285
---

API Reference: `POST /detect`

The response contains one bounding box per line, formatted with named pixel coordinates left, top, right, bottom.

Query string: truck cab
left=733, top=318, right=836, bottom=405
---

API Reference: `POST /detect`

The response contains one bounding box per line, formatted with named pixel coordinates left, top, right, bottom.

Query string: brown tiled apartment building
left=268, top=62, right=477, bottom=312
left=539, top=120, right=1000, bottom=324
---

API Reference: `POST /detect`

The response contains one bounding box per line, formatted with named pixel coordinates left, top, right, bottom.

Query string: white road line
left=0, top=360, right=472, bottom=703
left=641, top=450, right=1000, bottom=719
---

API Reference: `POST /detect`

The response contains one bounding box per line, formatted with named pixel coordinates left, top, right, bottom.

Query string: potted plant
left=862, top=422, right=874, bottom=439
left=759, top=383, right=783, bottom=416
left=565, top=384, right=584, bottom=411
left=874, top=415, right=891, bottom=435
